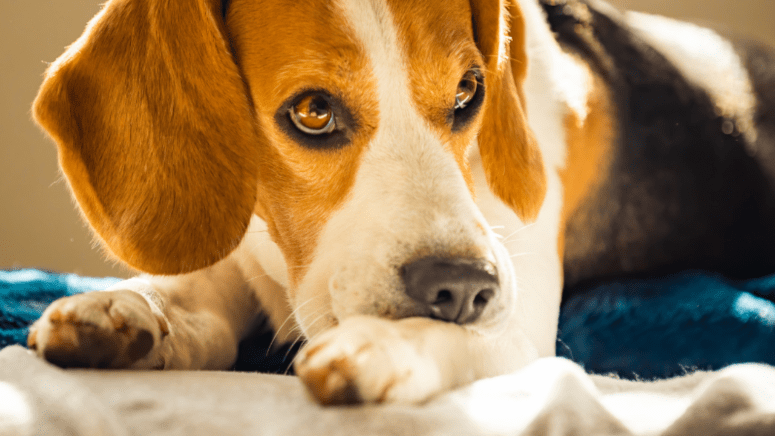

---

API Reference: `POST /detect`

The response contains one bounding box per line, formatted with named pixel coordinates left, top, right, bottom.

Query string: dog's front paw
left=28, top=290, right=169, bottom=369
left=295, top=316, right=443, bottom=405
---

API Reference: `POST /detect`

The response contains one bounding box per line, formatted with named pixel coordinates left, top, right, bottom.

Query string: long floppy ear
left=33, top=0, right=261, bottom=275
left=469, top=0, right=547, bottom=222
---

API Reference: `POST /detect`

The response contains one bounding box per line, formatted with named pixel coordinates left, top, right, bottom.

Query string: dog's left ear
left=469, top=0, right=547, bottom=222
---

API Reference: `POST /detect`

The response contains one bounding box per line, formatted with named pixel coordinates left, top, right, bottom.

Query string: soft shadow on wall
left=0, top=0, right=773, bottom=278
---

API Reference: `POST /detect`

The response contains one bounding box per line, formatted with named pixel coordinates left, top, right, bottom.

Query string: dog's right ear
left=33, top=0, right=262, bottom=275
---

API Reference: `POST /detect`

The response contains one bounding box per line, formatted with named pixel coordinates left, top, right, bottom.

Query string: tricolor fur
left=28, top=0, right=775, bottom=404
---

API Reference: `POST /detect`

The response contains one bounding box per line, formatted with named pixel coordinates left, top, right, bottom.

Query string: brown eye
left=289, top=94, right=336, bottom=135
left=455, top=69, right=480, bottom=110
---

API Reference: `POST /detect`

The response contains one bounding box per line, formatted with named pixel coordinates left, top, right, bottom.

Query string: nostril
left=434, top=289, right=454, bottom=305
left=473, top=288, right=494, bottom=308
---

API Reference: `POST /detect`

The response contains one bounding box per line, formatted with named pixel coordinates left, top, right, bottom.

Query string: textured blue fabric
left=0, top=269, right=120, bottom=348
left=0, top=269, right=299, bottom=373
left=2, top=268, right=775, bottom=378
left=557, top=271, right=775, bottom=379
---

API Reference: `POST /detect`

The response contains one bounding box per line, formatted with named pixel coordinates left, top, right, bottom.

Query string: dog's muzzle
left=400, top=256, right=499, bottom=324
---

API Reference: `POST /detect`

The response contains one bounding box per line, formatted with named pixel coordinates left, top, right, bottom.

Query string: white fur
left=467, top=144, right=564, bottom=357
left=625, top=12, right=758, bottom=145
left=243, top=216, right=289, bottom=289
left=515, top=0, right=591, bottom=172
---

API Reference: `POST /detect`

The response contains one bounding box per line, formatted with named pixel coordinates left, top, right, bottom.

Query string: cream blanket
left=1, top=345, right=774, bottom=436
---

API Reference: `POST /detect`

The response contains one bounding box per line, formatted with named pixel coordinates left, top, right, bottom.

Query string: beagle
left=28, top=0, right=775, bottom=405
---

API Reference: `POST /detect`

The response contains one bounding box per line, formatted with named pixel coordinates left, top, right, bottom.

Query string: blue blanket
left=3, top=268, right=774, bottom=379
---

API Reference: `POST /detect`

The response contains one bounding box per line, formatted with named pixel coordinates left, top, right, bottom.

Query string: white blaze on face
left=290, top=0, right=510, bottom=338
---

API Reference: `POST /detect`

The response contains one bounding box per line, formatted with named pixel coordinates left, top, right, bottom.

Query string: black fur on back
left=537, top=1, right=775, bottom=296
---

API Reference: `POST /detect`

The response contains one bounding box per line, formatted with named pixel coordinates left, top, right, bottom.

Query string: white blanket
left=1, top=345, right=774, bottom=436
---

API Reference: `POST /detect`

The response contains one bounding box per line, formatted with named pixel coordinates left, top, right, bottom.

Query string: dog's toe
left=297, top=354, right=363, bottom=404
left=29, top=290, right=167, bottom=369
left=295, top=316, right=442, bottom=405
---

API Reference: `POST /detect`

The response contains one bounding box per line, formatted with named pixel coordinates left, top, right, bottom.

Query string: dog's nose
left=401, top=256, right=498, bottom=324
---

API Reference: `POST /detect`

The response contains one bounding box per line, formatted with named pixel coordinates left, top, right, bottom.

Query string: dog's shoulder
left=543, top=0, right=775, bottom=289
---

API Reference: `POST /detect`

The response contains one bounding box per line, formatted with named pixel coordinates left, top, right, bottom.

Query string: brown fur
left=471, top=0, right=548, bottom=222
left=558, top=72, right=615, bottom=257
left=33, top=0, right=262, bottom=275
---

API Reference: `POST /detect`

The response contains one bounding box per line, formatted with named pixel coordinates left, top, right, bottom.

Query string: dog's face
left=226, top=0, right=548, bottom=337
left=232, top=0, right=495, bottom=335
left=34, top=0, right=548, bottom=339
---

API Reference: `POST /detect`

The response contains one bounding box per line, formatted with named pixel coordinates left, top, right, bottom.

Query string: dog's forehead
left=381, top=0, right=482, bottom=125
left=228, top=0, right=479, bottom=107
left=227, top=0, right=369, bottom=105
left=382, top=0, right=477, bottom=49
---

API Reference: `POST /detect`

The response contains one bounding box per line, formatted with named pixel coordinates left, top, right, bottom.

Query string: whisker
left=301, top=311, right=330, bottom=340
left=278, top=313, right=322, bottom=375
left=265, top=294, right=323, bottom=356
left=488, top=225, right=506, bottom=239
left=284, top=338, right=308, bottom=375
left=281, top=324, right=306, bottom=343
left=283, top=309, right=334, bottom=374
left=501, top=223, right=536, bottom=244
left=245, top=271, right=271, bottom=283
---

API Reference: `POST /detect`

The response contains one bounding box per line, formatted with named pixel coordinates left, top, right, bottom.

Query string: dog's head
left=34, top=0, right=550, bottom=339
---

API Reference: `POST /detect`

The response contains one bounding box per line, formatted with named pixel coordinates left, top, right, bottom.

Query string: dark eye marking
left=275, top=90, right=356, bottom=150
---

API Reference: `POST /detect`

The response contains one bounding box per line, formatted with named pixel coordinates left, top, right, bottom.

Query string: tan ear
left=470, top=0, right=547, bottom=222
left=33, top=0, right=261, bottom=275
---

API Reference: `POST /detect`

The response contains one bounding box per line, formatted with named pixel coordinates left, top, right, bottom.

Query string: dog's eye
left=450, top=68, right=484, bottom=131
left=454, top=69, right=480, bottom=110
left=289, top=94, right=336, bottom=135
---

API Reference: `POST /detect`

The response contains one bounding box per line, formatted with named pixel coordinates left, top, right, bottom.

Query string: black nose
left=401, top=256, right=499, bottom=324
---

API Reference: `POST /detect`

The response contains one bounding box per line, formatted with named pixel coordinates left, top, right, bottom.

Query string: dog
left=28, top=0, right=775, bottom=405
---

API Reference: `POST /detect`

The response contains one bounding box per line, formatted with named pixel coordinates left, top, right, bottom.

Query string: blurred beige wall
left=1, top=0, right=773, bottom=278
left=608, top=0, right=775, bottom=44
left=1, top=1, right=133, bottom=278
